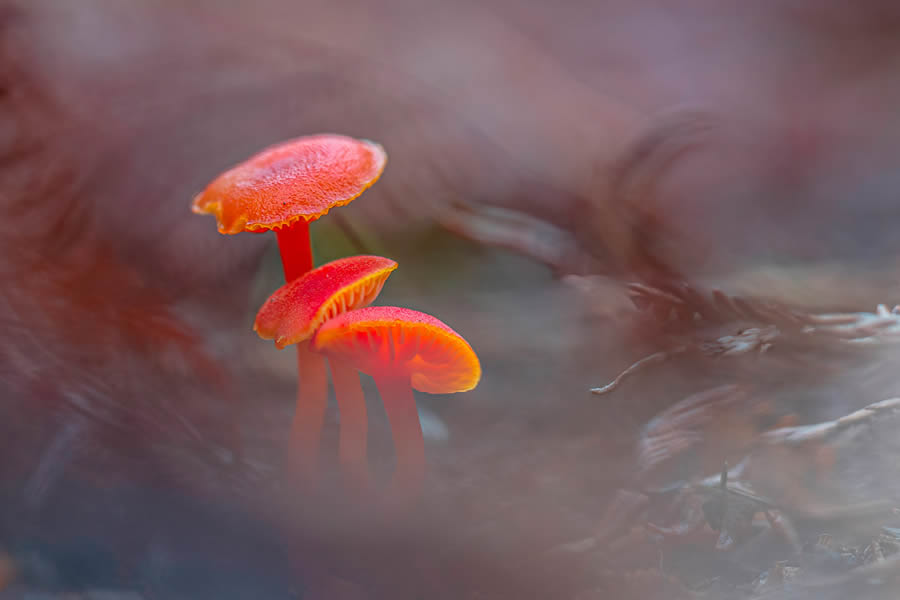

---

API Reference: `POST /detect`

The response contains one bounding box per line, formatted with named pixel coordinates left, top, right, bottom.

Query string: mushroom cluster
left=192, top=134, right=481, bottom=503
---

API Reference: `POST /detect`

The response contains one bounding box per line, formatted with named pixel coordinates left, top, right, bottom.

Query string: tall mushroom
left=192, top=134, right=387, bottom=482
left=311, top=306, right=481, bottom=501
left=192, top=134, right=386, bottom=278
left=254, top=255, right=397, bottom=487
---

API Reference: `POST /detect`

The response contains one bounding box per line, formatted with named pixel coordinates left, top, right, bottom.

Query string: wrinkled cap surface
left=192, top=134, right=387, bottom=234
left=312, top=306, right=481, bottom=394
left=254, top=255, right=397, bottom=349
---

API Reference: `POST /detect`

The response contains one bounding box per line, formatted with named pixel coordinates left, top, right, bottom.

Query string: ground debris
left=590, top=282, right=900, bottom=396
left=588, top=375, right=900, bottom=599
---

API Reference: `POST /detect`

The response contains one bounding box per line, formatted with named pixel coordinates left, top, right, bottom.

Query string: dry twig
left=592, top=282, right=900, bottom=395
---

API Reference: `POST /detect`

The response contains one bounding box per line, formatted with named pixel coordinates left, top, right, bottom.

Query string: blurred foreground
left=3, top=0, right=900, bottom=598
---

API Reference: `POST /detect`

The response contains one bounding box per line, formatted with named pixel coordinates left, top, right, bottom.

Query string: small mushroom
left=312, top=306, right=481, bottom=501
left=254, top=255, right=397, bottom=486
left=192, top=134, right=386, bottom=484
left=192, top=134, right=386, bottom=279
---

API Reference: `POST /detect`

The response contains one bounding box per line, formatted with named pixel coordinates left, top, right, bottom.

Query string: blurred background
left=3, top=0, right=900, bottom=598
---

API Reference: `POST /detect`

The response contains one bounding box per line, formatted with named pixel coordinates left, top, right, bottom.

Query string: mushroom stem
left=286, top=340, right=329, bottom=486
left=275, top=221, right=314, bottom=281
left=329, top=360, right=370, bottom=492
left=373, top=373, right=425, bottom=501
left=274, top=222, right=324, bottom=486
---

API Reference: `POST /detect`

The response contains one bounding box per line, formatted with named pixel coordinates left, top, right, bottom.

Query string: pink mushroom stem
left=373, top=373, right=425, bottom=500
left=286, top=340, right=329, bottom=485
left=329, top=360, right=371, bottom=492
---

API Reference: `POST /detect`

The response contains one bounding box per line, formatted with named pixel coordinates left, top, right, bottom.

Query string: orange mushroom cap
left=311, top=306, right=481, bottom=394
left=192, top=134, right=387, bottom=234
left=254, top=255, right=398, bottom=349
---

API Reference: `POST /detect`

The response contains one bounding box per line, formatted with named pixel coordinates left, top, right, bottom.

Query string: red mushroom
left=192, top=134, right=386, bottom=484
left=192, top=134, right=386, bottom=279
left=255, top=255, right=397, bottom=486
left=311, top=306, right=481, bottom=501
